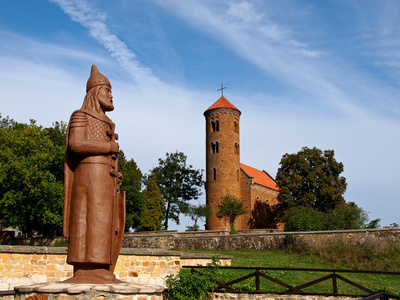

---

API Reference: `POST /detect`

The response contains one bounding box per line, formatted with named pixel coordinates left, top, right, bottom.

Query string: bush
left=283, top=206, right=325, bottom=231
left=283, top=202, right=374, bottom=231
left=166, top=256, right=220, bottom=300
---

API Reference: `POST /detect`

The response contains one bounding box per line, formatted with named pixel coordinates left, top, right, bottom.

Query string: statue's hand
left=110, top=142, right=119, bottom=154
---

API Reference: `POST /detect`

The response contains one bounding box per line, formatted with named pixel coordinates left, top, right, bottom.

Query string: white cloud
left=49, top=0, right=164, bottom=88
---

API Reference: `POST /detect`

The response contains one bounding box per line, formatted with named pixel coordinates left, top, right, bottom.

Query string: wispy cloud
left=155, top=0, right=400, bottom=120
left=154, top=1, right=363, bottom=114
left=49, top=0, right=164, bottom=87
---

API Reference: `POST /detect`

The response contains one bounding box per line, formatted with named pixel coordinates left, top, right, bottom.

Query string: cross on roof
left=217, top=83, right=227, bottom=97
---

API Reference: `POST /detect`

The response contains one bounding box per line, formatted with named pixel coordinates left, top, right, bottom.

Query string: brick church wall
left=238, top=172, right=279, bottom=230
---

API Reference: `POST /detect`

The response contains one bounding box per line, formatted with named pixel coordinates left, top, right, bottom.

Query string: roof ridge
left=204, top=96, right=241, bottom=114
left=240, top=163, right=279, bottom=191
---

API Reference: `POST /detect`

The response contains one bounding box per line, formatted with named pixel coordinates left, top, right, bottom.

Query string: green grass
left=182, top=244, right=400, bottom=295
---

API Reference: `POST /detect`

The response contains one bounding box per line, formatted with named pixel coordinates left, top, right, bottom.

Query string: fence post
left=332, top=272, right=338, bottom=295
left=255, top=269, right=260, bottom=292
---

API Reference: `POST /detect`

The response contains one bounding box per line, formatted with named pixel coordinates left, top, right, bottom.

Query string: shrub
left=283, top=206, right=325, bottom=231
left=166, top=256, right=220, bottom=300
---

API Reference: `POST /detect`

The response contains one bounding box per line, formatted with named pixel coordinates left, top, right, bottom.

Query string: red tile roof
left=240, top=163, right=279, bottom=191
left=204, top=96, right=241, bottom=114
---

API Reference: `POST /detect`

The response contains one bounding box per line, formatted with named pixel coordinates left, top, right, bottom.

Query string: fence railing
left=183, top=266, right=400, bottom=298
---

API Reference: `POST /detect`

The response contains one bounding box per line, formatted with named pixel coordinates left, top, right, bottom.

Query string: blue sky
left=1, top=0, right=399, bottom=230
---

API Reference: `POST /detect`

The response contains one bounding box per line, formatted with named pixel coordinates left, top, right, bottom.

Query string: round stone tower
left=204, top=96, right=241, bottom=230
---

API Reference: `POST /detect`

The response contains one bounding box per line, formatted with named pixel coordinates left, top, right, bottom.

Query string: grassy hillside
left=182, top=238, right=400, bottom=295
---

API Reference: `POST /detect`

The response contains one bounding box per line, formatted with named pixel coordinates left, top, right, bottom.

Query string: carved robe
left=64, top=109, right=119, bottom=266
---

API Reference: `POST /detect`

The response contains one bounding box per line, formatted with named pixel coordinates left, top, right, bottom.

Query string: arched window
left=211, top=142, right=219, bottom=154
left=211, top=120, right=220, bottom=132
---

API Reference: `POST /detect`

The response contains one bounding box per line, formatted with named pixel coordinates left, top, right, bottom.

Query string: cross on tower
left=217, top=83, right=227, bottom=97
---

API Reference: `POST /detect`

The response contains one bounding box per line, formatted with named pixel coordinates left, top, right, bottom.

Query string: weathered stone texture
left=13, top=282, right=164, bottom=300
left=122, top=228, right=400, bottom=251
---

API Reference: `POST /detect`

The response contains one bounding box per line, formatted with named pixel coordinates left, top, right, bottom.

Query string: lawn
left=181, top=246, right=400, bottom=295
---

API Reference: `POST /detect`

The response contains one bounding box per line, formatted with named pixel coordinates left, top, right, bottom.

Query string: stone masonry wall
left=123, top=228, right=400, bottom=250
left=0, top=246, right=231, bottom=291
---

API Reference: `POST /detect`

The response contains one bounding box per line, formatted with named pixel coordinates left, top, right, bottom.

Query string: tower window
left=235, top=143, right=240, bottom=155
left=213, top=168, right=217, bottom=180
left=234, top=121, right=239, bottom=133
left=211, top=120, right=220, bottom=132
left=211, top=142, right=219, bottom=154
left=211, top=120, right=219, bottom=132
left=237, top=169, right=239, bottom=181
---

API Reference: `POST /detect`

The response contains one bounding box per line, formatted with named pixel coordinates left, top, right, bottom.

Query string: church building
left=204, top=95, right=280, bottom=230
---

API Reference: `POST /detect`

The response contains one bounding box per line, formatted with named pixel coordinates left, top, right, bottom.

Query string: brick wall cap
left=0, top=245, right=182, bottom=256
left=14, top=282, right=165, bottom=294
left=180, top=252, right=232, bottom=260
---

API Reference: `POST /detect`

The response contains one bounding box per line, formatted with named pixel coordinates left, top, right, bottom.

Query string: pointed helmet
left=86, top=65, right=111, bottom=92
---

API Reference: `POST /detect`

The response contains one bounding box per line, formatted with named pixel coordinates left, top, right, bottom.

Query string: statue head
left=81, top=65, right=114, bottom=113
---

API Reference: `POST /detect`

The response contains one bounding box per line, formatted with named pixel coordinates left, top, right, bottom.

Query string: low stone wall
left=0, top=246, right=231, bottom=292
left=14, top=282, right=165, bottom=300
left=122, top=228, right=400, bottom=250
left=212, top=293, right=357, bottom=300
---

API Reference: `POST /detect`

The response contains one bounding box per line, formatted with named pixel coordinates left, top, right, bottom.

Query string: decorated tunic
left=64, top=109, right=118, bottom=266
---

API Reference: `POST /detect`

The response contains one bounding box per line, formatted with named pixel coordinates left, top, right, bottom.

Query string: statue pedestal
left=14, top=282, right=164, bottom=300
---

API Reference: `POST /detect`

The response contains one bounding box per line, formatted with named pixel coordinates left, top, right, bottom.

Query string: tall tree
left=0, top=115, right=66, bottom=236
left=151, top=151, right=204, bottom=230
left=216, top=194, right=248, bottom=232
left=276, top=147, right=347, bottom=215
left=137, top=174, right=164, bottom=231
left=118, top=151, right=143, bottom=231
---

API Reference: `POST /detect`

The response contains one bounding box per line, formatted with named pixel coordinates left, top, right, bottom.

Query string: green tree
left=137, top=174, right=164, bottom=231
left=325, top=202, right=368, bottom=230
left=186, top=204, right=210, bottom=230
left=276, top=147, right=347, bottom=215
left=150, top=151, right=204, bottom=230
left=0, top=115, right=66, bottom=236
left=118, top=151, right=143, bottom=231
left=283, top=206, right=325, bottom=232
left=216, top=194, right=248, bottom=232
left=283, top=202, right=374, bottom=232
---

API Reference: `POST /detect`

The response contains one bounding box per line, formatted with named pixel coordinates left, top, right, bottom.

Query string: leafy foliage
left=186, top=204, right=210, bottom=230
left=276, top=147, right=347, bottom=215
left=166, top=256, right=220, bottom=300
left=118, top=151, right=144, bottom=231
left=137, top=174, right=164, bottom=231
left=283, top=206, right=324, bottom=232
left=150, top=151, right=204, bottom=229
left=283, top=202, right=375, bottom=231
left=0, top=114, right=66, bottom=236
left=216, top=194, right=248, bottom=232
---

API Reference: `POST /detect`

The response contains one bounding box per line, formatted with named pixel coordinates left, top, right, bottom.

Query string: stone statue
left=63, top=65, right=126, bottom=283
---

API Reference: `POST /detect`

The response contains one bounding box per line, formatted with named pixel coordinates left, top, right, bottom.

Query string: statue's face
left=98, top=85, right=114, bottom=111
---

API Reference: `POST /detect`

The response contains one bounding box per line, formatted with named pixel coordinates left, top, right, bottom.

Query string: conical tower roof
left=204, top=96, right=241, bottom=115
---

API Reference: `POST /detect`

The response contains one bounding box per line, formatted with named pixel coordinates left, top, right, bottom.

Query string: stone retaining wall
left=122, top=228, right=400, bottom=250
left=212, top=293, right=357, bottom=300
left=0, top=246, right=231, bottom=291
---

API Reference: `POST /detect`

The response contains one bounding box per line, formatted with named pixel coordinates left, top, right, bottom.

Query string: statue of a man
left=63, top=65, right=125, bottom=283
